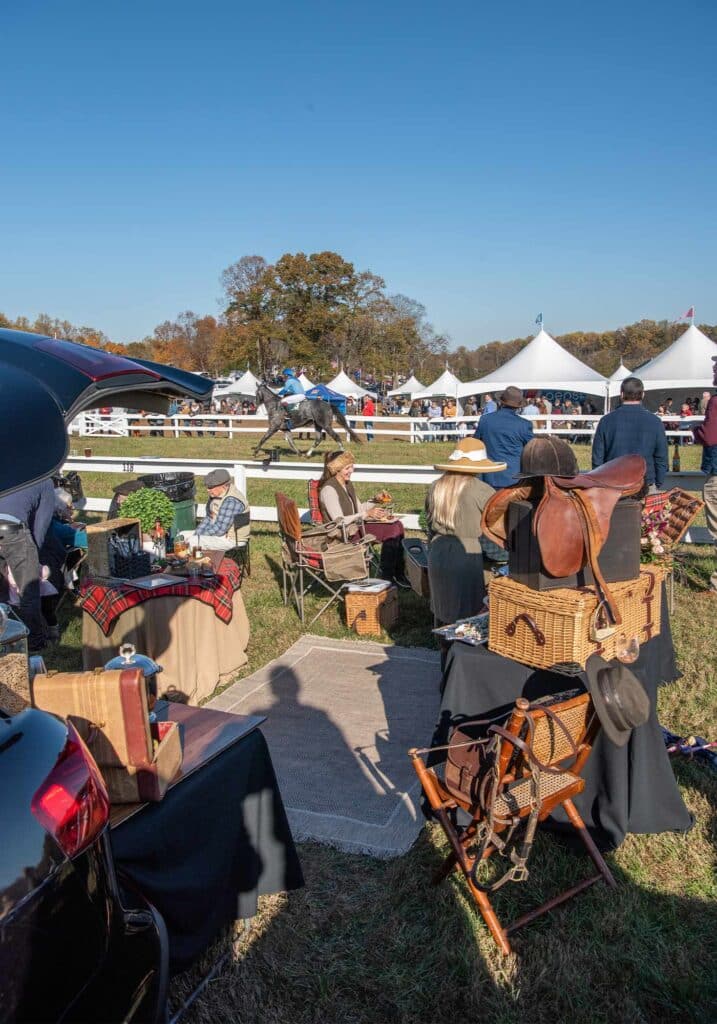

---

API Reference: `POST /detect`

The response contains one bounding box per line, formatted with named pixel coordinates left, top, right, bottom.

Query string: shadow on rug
left=208, top=635, right=441, bottom=857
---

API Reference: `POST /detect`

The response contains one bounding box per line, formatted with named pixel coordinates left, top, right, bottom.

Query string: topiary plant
left=119, top=487, right=175, bottom=535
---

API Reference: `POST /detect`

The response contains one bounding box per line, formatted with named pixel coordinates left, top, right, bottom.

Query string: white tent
left=387, top=374, right=425, bottom=397
left=213, top=368, right=261, bottom=398
left=456, top=329, right=607, bottom=399
left=413, top=369, right=462, bottom=401
left=325, top=370, right=377, bottom=399
left=298, top=372, right=315, bottom=391
left=610, top=362, right=632, bottom=383
left=619, top=324, right=717, bottom=394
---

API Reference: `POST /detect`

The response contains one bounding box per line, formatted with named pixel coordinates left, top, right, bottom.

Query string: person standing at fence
left=473, top=387, right=533, bottom=489
left=362, top=394, right=375, bottom=441
left=592, top=376, right=668, bottom=494
left=693, top=355, right=717, bottom=592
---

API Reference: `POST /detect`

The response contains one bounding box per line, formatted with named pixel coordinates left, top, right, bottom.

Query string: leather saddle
left=482, top=455, right=646, bottom=625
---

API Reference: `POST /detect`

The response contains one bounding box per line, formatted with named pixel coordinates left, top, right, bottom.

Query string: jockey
left=277, top=368, right=305, bottom=410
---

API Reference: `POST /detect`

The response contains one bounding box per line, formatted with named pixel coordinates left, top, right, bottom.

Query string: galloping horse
left=253, top=383, right=363, bottom=457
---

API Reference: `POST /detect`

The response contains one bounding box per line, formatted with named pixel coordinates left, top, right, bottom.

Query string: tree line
left=2, top=250, right=715, bottom=384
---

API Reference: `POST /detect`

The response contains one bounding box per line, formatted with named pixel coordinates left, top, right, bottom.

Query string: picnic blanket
left=80, top=559, right=243, bottom=636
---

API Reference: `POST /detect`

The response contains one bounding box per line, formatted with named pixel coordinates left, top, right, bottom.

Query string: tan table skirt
left=82, top=591, right=250, bottom=705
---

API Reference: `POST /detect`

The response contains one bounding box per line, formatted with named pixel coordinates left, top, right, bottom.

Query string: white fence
left=63, top=455, right=711, bottom=542
left=70, top=411, right=706, bottom=444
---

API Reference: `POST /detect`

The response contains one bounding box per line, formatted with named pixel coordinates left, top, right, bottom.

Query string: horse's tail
left=333, top=407, right=363, bottom=444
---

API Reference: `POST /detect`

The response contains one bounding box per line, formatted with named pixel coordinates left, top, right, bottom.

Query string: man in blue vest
left=473, top=386, right=533, bottom=489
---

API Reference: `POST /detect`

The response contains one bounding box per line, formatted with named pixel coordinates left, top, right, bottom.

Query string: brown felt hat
left=499, top=386, right=523, bottom=408
left=584, top=655, right=650, bottom=747
left=204, top=469, right=231, bottom=488
left=434, top=437, right=507, bottom=474
left=516, top=437, right=579, bottom=479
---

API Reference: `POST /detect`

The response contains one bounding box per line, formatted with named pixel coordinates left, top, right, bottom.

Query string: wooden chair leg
left=562, top=798, right=617, bottom=889
left=465, top=876, right=512, bottom=956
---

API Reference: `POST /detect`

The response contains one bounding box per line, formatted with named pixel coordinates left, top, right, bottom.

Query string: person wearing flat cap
left=177, top=469, right=249, bottom=551
left=425, top=438, right=507, bottom=624
left=473, top=386, right=534, bottom=489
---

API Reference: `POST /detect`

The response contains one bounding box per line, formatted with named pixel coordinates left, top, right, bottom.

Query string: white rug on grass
left=208, top=635, right=441, bottom=858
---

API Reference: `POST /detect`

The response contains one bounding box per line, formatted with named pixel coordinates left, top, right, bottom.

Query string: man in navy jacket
left=592, top=377, right=668, bottom=492
left=474, top=386, right=533, bottom=489
left=0, top=478, right=54, bottom=649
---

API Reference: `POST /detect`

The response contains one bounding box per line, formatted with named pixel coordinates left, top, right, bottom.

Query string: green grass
left=46, top=434, right=717, bottom=1023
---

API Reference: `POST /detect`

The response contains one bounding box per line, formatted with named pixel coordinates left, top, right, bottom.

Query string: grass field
left=49, top=434, right=717, bottom=1023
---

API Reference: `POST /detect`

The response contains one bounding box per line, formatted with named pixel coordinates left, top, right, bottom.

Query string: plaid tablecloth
left=80, top=559, right=243, bottom=636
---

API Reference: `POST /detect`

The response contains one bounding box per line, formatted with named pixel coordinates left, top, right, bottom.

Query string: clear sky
left=2, top=0, right=715, bottom=349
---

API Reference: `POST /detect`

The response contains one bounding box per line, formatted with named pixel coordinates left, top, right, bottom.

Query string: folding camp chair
left=226, top=510, right=251, bottom=576
left=275, top=492, right=373, bottom=626
left=409, top=690, right=615, bottom=955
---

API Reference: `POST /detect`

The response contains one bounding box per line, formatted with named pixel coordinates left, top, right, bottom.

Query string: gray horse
left=253, top=383, right=363, bottom=457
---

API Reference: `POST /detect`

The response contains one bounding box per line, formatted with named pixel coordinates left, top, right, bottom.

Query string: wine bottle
left=671, top=441, right=681, bottom=473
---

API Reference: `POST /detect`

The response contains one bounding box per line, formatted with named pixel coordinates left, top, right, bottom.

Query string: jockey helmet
left=282, top=367, right=296, bottom=377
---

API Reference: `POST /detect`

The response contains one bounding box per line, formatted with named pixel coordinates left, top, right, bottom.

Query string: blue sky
left=2, top=0, right=715, bottom=348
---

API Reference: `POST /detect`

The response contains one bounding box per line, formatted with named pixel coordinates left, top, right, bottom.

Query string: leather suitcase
left=32, top=669, right=182, bottom=803
left=507, top=497, right=642, bottom=591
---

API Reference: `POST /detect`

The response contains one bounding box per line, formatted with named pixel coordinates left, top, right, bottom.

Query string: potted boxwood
left=118, top=487, right=175, bottom=543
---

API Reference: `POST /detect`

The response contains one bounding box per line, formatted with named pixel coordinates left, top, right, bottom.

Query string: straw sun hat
left=434, top=437, right=507, bottom=474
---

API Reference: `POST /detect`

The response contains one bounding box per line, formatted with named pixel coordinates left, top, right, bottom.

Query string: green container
left=170, top=497, right=197, bottom=536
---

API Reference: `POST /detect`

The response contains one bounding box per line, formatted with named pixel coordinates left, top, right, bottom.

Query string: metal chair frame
left=276, top=492, right=373, bottom=626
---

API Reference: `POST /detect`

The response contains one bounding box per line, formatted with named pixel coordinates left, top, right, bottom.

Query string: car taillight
left=31, top=722, right=110, bottom=858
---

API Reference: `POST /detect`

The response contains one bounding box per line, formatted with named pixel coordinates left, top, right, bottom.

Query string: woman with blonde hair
left=425, top=438, right=506, bottom=624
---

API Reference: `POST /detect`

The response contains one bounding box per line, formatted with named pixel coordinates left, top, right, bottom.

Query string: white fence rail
left=70, top=411, right=706, bottom=444
left=63, top=456, right=711, bottom=542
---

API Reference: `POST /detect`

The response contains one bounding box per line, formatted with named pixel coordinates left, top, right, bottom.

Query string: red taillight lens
left=31, top=722, right=110, bottom=858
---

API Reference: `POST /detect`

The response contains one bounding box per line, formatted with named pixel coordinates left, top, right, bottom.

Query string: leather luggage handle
left=505, top=613, right=546, bottom=646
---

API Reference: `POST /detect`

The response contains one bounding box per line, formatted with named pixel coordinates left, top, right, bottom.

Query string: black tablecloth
left=111, top=727, right=304, bottom=973
left=433, top=610, right=692, bottom=851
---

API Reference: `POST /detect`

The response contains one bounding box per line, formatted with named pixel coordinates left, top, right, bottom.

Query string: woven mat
left=208, top=635, right=440, bottom=858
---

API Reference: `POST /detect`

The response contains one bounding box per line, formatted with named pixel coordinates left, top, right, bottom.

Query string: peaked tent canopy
left=456, top=329, right=607, bottom=399
left=325, top=370, right=377, bottom=399
left=387, top=374, right=425, bottom=397
left=298, top=372, right=315, bottom=390
left=213, top=369, right=261, bottom=397
left=617, top=325, right=717, bottom=394
left=413, top=369, right=462, bottom=401
left=606, top=362, right=633, bottom=398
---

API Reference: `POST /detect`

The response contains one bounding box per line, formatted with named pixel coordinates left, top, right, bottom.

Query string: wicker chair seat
left=494, top=771, right=580, bottom=817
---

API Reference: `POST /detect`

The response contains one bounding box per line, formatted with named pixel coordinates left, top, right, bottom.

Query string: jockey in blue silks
left=277, top=368, right=305, bottom=408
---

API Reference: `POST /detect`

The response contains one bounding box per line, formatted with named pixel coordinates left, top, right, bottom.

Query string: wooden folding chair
left=409, top=691, right=616, bottom=955
left=275, top=492, right=373, bottom=626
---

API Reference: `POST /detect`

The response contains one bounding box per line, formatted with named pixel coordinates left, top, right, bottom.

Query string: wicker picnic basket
left=488, top=568, right=664, bottom=671
left=654, top=488, right=705, bottom=549
left=345, top=585, right=399, bottom=636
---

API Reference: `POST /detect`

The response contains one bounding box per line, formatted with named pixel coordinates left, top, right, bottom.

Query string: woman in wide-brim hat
left=425, top=438, right=507, bottom=625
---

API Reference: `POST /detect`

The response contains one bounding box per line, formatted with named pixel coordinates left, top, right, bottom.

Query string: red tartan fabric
left=80, top=559, right=243, bottom=636
left=307, top=479, right=324, bottom=525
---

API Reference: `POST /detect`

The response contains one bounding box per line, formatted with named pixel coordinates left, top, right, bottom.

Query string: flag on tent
left=674, top=306, right=695, bottom=323
left=535, top=312, right=543, bottom=327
